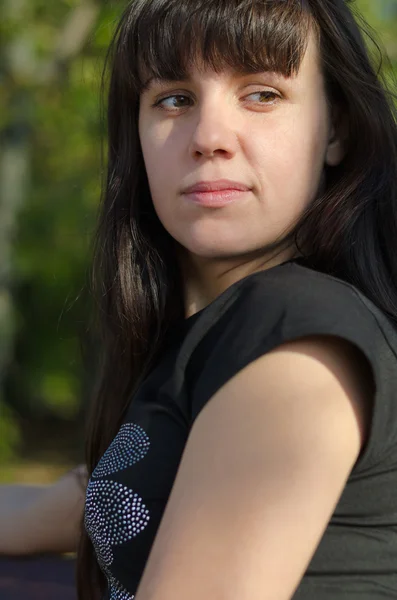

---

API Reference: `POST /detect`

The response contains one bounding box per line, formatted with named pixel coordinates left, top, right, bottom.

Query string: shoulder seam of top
left=289, top=263, right=397, bottom=359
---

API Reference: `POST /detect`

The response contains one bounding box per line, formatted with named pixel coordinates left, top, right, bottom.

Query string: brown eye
left=247, top=91, right=280, bottom=104
left=154, top=95, right=192, bottom=110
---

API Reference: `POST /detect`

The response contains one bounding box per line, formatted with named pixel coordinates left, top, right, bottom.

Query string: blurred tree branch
left=55, top=3, right=100, bottom=63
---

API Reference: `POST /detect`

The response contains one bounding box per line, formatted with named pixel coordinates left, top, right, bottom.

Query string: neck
left=176, top=245, right=297, bottom=319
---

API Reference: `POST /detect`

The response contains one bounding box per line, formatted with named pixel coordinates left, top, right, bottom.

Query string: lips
left=182, top=179, right=251, bottom=194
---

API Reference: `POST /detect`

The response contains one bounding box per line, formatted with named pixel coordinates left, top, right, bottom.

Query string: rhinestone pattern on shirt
left=92, top=423, right=150, bottom=479
left=108, top=573, right=135, bottom=600
left=85, top=422, right=152, bottom=599
left=85, top=479, right=150, bottom=567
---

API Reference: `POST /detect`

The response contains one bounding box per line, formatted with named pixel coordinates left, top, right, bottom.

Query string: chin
left=182, top=241, right=260, bottom=260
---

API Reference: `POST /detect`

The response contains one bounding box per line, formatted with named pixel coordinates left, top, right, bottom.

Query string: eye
left=246, top=90, right=280, bottom=105
left=152, top=94, right=192, bottom=111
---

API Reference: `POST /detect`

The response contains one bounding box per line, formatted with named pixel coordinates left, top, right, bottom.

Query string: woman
left=78, top=0, right=397, bottom=598
left=3, top=0, right=397, bottom=598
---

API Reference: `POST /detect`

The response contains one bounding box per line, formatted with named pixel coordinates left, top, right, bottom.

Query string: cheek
left=139, top=124, right=175, bottom=196
left=140, top=120, right=165, bottom=168
left=253, top=110, right=329, bottom=203
left=138, top=123, right=186, bottom=234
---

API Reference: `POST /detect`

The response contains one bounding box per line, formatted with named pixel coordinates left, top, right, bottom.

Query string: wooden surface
left=0, top=556, right=76, bottom=600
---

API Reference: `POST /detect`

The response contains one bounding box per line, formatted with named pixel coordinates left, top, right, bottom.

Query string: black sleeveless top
left=84, top=260, right=397, bottom=599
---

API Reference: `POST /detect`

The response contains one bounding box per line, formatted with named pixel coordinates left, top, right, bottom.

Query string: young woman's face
left=138, top=31, right=344, bottom=262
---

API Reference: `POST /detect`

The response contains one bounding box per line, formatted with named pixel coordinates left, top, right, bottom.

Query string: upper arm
left=135, top=336, right=373, bottom=600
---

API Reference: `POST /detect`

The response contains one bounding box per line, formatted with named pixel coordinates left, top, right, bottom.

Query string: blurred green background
left=1, top=0, right=397, bottom=484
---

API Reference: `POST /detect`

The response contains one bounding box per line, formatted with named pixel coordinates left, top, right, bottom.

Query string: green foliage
left=0, top=403, right=21, bottom=465
left=1, top=1, right=122, bottom=462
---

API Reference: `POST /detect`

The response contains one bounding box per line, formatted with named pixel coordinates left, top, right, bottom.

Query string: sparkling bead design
left=85, top=422, right=151, bottom=599
left=85, top=479, right=150, bottom=568
left=108, top=573, right=135, bottom=600
left=92, top=423, right=150, bottom=479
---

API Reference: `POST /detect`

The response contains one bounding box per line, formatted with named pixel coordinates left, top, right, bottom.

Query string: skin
left=138, top=31, right=345, bottom=318
left=0, top=466, right=86, bottom=555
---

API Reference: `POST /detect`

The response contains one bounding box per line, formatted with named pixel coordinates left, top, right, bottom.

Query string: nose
left=188, top=101, right=238, bottom=160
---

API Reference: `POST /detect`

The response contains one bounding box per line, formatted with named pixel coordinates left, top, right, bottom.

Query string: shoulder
left=221, top=261, right=396, bottom=356
left=240, top=261, right=386, bottom=325
left=187, top=262, right=397, bottom=473
left=202, top=329, right=373, bottom=446
left=188, top=261, right=397, bottom=383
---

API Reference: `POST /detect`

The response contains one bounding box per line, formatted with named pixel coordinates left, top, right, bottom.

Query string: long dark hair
left=77, top=0, right=397, bottom=597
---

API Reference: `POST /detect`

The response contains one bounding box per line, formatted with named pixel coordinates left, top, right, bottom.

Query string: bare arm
left=0, top=464, right=87, bottom=555
left=135, top=336, right=372, bottom=600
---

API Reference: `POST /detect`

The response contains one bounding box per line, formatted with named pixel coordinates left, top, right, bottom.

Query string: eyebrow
left=141, top=75, right=191, bottom=92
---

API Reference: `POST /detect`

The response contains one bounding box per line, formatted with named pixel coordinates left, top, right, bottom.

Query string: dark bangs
left=115, top=0, right=315, bottom=92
